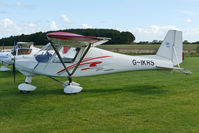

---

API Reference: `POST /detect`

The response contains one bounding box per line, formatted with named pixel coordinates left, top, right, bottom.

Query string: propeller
left=13, top=41, right=16, bottom=83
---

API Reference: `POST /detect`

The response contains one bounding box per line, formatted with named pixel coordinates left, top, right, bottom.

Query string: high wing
left=47, top=32, right=111, bottom=47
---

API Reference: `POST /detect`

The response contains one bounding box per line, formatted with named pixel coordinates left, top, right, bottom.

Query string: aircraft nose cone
left=15, top=56, right=38, bottom=73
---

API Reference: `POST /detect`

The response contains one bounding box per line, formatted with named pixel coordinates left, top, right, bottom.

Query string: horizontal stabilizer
left=157, top=65, right=192, bottom=74
left=156, top=65, right=184, bottom=70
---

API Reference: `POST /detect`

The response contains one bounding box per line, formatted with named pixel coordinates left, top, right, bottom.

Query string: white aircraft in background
left=13, top=30, right=186, bottom=94
left=0, top=42, right=40, bottom=72
left=0, top=48, right=12, bottom=71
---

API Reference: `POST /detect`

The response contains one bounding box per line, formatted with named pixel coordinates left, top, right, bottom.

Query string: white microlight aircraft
left=0, top=42, right=40, bottom=72
left=14, top=30, right=184, bottom=94
left=0, top=48, right=12, bottom=71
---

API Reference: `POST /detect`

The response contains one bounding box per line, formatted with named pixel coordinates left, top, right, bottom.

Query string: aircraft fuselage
left=16, top=47, right=173, bottom=77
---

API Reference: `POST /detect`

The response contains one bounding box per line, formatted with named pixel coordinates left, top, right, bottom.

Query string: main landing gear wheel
left=63, top=79, right=83, bottom=94
left=64, top=84, right=83, bottom=94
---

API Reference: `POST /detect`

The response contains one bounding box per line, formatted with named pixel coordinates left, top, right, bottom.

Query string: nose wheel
left=18, top=83, right=37, bottom=93
left=18, top=76, right=37, bottom=94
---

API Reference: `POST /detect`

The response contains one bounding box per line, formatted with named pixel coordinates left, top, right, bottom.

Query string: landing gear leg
left=18, top=76, right=37, bottom=94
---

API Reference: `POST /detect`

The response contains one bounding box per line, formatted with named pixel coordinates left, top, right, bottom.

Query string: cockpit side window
left=53, top=47, right=80, bottom=63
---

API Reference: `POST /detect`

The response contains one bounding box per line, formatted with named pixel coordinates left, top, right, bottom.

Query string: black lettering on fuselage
left=146, top=60, right=150, bottom=65
left=132, top=59, right=137, bottom=65
left=132, top=59, right=155, bottom=66
left=151, top=60, right=155, bottom=66
left=141, top=60, right=146, bottom=65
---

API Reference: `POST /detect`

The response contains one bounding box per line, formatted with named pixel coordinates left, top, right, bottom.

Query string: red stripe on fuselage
left=57, top=56, right=111, bottom=74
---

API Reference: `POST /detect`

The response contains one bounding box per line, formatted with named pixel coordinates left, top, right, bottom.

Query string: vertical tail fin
left=156, top=30, right=183, bottom=66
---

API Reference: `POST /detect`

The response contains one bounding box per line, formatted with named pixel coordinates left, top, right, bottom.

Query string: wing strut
left=50, top=41, right=71, bottom=78
left=70, top=43, right=91, bottom=75
left=50, top=41, right=92, bottom=84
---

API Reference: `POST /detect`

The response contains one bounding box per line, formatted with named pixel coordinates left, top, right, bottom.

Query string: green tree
left=0, top=29, right=136, bottom=46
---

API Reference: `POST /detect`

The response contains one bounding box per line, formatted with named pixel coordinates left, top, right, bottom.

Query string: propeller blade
left=13, top=41, right=16, bottom=83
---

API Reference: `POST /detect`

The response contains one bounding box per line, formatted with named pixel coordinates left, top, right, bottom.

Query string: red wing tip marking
left=47, top=32, right=97, bottom=41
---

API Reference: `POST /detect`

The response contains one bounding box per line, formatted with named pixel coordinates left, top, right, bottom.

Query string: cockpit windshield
left=35, top=43, right=80, bottom=63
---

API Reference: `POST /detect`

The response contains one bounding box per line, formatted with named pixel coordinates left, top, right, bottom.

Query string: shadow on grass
left=16, top=84, right=168, bottom=96
left=0, top=84, right=168, bottom=98
left=32, top=88, right=64, bottom=96
left=0, top=87, right=64, bottom=98
left=83, top=84, right=168, bottom=95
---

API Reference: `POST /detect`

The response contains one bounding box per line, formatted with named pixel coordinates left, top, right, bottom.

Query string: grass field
left=98, top=44, right=199, bottom=50
left=0, top=56, right=199, bottom=133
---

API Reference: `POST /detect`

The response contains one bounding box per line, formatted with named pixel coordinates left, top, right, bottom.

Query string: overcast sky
left=0, top=0, right=199, bottom=42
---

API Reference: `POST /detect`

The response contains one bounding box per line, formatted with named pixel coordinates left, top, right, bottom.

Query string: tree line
left=0, top=29, right=135, bottom=46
